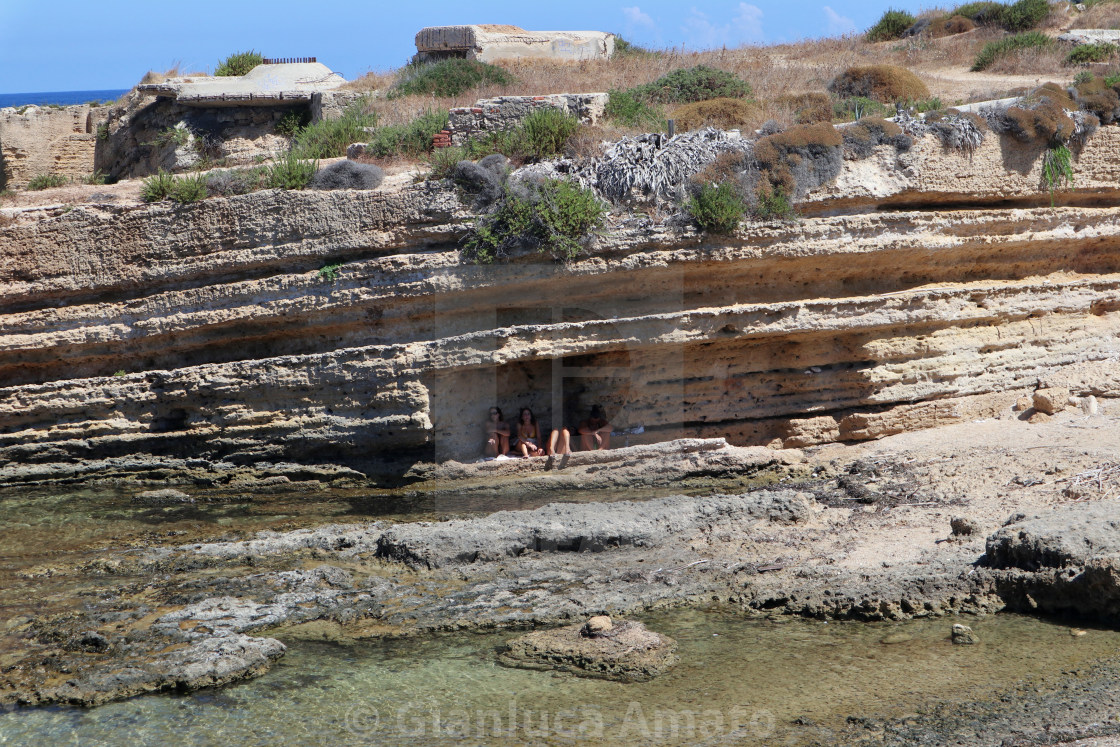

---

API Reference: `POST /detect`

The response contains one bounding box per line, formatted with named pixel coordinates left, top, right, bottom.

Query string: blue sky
left=1, top=0, right=936, bottom=93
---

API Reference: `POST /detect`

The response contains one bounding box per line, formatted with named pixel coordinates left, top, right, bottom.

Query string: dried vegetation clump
left=671, top=98, right=760, bottom=131
left=828, top=65, right=931, bottom=104
left=841, top=117, right=913, bottom=159
left=747, top=123, right=844, bottom=201
left=1072, top=74, right=1120, bottom=124
left=987, top=82, right=1079, bottom=145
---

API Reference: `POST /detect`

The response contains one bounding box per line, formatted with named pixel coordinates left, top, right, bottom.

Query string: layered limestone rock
left=2, top=128, right=1120, bottom=481
left=0, top=103, right=105, bottom=188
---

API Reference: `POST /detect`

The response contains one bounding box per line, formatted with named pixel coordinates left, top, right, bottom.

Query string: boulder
left=950, top=516, right=981, bottom=537
left=1033, top=387, right=1070, bottom=415
left=951, top=623, right=978, bottom=644
left=499, top=619, right=678, bottom=681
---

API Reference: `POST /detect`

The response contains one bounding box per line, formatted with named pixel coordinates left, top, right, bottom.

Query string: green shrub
left=84, top=170, right=107, bottom=185
left=141, top=171, right=175, bottom=201
left=318, top=262, right=344, bottom=281
left=291, top=105, right=376, bottom=159
left=752, top=186, right=795, bottom=221
left=612, top=36, right=656, bottom=57
left=168, top=173, right=208, bottom=203
left=999, top=0, right=1050, bottom=31
left=1068, top=43, right=1119, bottom=65
left=867, top=9, right=917, bottom=42
left=96, top=122, right=110, bottom=141
left=685, top=182, right=743, bottom=233
left=27, top=174, right=67, bottom=190
left=154, top=126, right=191, bottom=148
left=276, top=108, right=311, bottom=137
left=266, top=151, right=318, bottom=189
left=632, top=65, right=752, bottom=104
left=462, top=178, right=605, bottom=262
left=427, top=146, right=467, bottom=179
left=390, top=59, right=514, bottom=98
left=215, top=50, right=263, bottom=77
left=952, top=1, right=1006, bottom=22
left=833, top=96, right=893, bottom=121
left=519, top=108, right=580, bottom=160
left=605, top=89, right=665, bottom=129
left=367, top=109, right=448, bottom=158
left=1042, top=143, right=1073, bottom=206
left=971, top=31, right=1052, bottom=71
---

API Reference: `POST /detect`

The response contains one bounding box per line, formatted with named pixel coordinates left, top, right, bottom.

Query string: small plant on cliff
left=96, top=122, right=110, bottom=141
left=751, top=185, right=795, bottom=221
left=685, top=182, right=744, bottom=233
left=867, top=9, right=917, bottom=42
left=1068, top=43, right=1119, bottom=65
left=1042, top=143, right=1074, bottom=207
left=168, top=173, right=208, bottom=203
left=266, top=150, right=318, bottom=189
left=462, top=178, right=605, bottom=263
left=140, top=171, right=175, bottom=202
left=390, top=59, right=515, bottom=99
left=215, top=50, right=264, bottom=77
left=154, top=125, right=192, bottom=148
left=27, top=174, right=67, bottom=190
left=318, top=262, right=344, bottom=281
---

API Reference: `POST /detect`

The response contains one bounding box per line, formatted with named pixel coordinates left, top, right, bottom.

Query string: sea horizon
left=0, top=88, right=129, bottom=109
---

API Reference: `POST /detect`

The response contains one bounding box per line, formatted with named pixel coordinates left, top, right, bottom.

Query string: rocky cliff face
left=3, top=128, right=1120, bottom=482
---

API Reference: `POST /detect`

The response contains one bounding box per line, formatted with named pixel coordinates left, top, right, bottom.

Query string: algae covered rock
left=498, top=617, right=678, bottom=681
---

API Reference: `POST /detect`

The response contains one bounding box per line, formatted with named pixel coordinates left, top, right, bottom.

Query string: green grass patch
left=27, top=174, right=67, bottom=190
left=833, top=96, right=893, bottom=121
left=612, top=36, right=657, bottom=58
left=519, top=109, right=580, bottom=160
left=168, top=173, right=208, bottom=203
left=318, top=262, right=344, bottom=282
left=1042, top=143, right=1073, bottom=206
left=867, top=9, right=917, bottom=42
left=266, top=151, right=318, bottom=189
left=971, top=31, right=1052, bottom=71
left=685, top=181, right=743, bottom=233
left=605, top=89, right=666, bottom=129
left=632, top=65, right=752, bottom=104
left=291, top=105, right=377, bottom=159
left=215, top=50, right=263, bottom=77
left=390, top=59, right=514, bottom=98
left=751, top=185, right=795, bottom=221
left=367, top=109, right=448, bottom=158
left=1068, top=43, right=1119, bottom=65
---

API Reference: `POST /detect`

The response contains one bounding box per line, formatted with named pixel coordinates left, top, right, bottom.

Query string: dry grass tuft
left=829, top=64, right=931, bottom=103
left=671, top=98, right=760, bottom=131
left=342, top=71, right=396, bottom=92
left=775, top=92, right=835, bottom=123
left=1071, top=2, right=1120, bottom=30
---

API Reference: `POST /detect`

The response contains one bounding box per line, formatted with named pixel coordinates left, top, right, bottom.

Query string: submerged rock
left=133, top=488, right=193, bottom=504
left=952, top=623, right=978, bottom=644
left=499, top=618, right=678, bottom=681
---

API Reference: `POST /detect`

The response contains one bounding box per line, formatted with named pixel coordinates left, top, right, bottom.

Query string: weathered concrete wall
left=416, top=25, right=614, bottom=62
left=0, top=104, right=102, bottom=188
left=448, top=93, right=608, bottom=145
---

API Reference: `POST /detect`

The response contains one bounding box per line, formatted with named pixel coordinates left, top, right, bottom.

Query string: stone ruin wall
left=0, top=104, right=106, bottom=188
left=447, top=93, right=609, bottom=145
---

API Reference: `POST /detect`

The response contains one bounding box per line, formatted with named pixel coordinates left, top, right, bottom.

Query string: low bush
left=829, top=65, right=930, bottom=104
left=685, top=181, right=743, bottom=233
left=605, top=89, right=665, bottom=129
left=841, top=117, right=913, bottom=159
left=293, top=105, right=377, bottom=159
left=971, top=31, right=1052, bottom=71
left=27, top=174, right=67, bottom=190
left=266, top=151, right=318, bottom=189
left=309, top=160, right=385, bottom=190
left=461, top=178, right=605, bottom=263
left=520, top=108, right=580, bottom=160
left=84, top=170, right=107, bottom=185
left=215, top=50, right=263, bottom=77
left=833, top=96, right=893, bottom=121
left=747, top=123, right=843, bottom=201
left=1041, top=143, right=1073, bottom=205
left=671, top=98, right=760, bottom=131
left=140, top=171, right=174, bottom=202
left=205, top=168, right=266, bottom=196
left=751, top=185, right=795, bottom=220
left=776, top=92, right=834, bottom=124
left=988, top=84, right=1077, bottom=146
left=450, top=153, right=511, bottom=208
left=367, top=109, right=448, bottom=158
left=952, top=1, right=1006, bottom=23
left=390, top=59, right=514, bottom=98
left=867, top=9, right=917, bottom=42
left=1073, top=74, right=1120, bottom=124
left=427, top=146, right=467, bottom=180
left=612, top=36, right=657, bottom=58
left=633, top=66, right=752, bottom=104
left=928, top=15, right=978, bottom=36
left=1068, top=43, right=1119, bottom=65
left=999, top=0, right=1050, bottom=32
left=276, top=108, right=311, bottom=138
left=168, top=173, right=208, bottom=203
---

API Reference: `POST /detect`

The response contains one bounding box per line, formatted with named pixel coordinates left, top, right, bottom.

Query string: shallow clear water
left=2, top=609, right=1117, bottom=747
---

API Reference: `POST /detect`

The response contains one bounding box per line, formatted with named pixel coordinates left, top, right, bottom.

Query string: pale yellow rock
left=1033, top=387, right=1071, bottom=415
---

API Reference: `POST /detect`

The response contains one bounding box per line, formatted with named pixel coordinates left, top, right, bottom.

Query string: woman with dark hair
left=483, top=406, right=510, bottom=457
left=513, top=407, right=546, bottom=458
left=577, top=404, right=612, bottom=451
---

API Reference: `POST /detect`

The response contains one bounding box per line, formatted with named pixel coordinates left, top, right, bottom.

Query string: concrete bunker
left=415, top=25, right=615, bottom=63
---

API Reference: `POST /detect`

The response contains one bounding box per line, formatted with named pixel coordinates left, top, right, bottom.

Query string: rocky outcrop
left=3, top=126, right=1120, bottom=481
left=0, top=103, right=105, bottom=188
left=499, top=618, right=678, bottom=681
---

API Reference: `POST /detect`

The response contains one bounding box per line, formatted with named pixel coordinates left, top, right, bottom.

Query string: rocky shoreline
left=3, top=414, right=1120, bottom=747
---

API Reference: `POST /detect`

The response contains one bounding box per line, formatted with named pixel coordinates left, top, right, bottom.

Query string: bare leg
left=580, top=431, right=593, bottom=451
left=599, top=431, right=611, bottom=450
left=518, top=442, right=530, bottom=458
left=500, top=434, right=509, bottom=454
left=485, top=436, right=499, bottom=457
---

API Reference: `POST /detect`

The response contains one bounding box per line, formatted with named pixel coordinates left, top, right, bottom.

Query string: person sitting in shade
left=513, top=407, right=546, bottom=458
left=548, top=404, right=612, bottom=455
left=483, top=406, right=510, bottom=457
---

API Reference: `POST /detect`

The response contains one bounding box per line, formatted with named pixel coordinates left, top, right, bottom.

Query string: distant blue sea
left=0, top=89, right=129, bottom=108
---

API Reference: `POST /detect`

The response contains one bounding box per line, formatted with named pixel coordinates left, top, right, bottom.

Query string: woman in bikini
left=514, top=407, right=546, bottom=458
left=483, top=406, right=510, bottom=457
